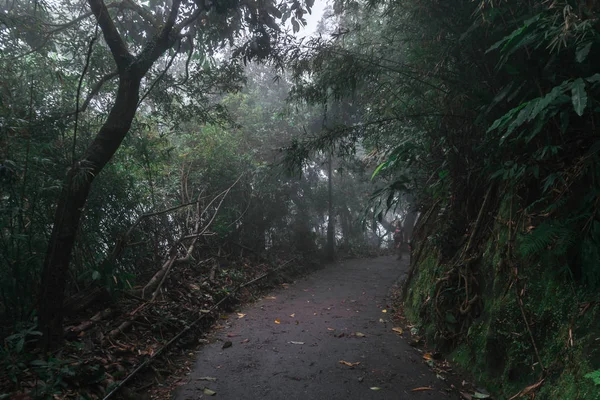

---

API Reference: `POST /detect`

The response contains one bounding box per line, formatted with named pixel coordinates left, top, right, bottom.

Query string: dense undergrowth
left=404, top=193, right=600, bottom=399
left=0, top=249, right=324, bottom=399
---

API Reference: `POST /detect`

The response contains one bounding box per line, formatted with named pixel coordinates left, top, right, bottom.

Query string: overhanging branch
left=135, top=0, right=182, bottom=74
left=88, top=0, right=133, bottom=72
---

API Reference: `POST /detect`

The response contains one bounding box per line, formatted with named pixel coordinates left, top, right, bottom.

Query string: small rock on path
left=174, top=255, right=453, bottom=399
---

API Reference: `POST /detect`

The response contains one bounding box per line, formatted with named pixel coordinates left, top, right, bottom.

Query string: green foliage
left=283, top=0, right=600, bottom=397
left=585, top=370, right=600, bottom=386
left=3, top=324, right=42, bottom=355
left=518, top=221, right=575, bottom=258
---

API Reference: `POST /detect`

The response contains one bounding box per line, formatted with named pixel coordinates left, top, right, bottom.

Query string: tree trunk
left=326, top=152, right=335, bottom=261
left=38, top=72, right=141, bottom=350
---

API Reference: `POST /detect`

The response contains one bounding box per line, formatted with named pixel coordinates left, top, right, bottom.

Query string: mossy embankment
left=403, top=195, right=600, bottom=400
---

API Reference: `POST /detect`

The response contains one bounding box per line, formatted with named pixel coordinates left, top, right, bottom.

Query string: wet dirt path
left=174, top=256, right=453, bottom=399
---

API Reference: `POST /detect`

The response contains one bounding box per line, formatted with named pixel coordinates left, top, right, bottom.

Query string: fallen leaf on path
left=196, top=377, right=217, bottom=382
left=392, top=327, right=404, bottom=335
left=327, top=328, right=335, bottom=331
left=222, top=341, right=232, bottom=349
left=289, top=341, right=304, bottom=345
left=265, top=296, right=276, bottom=300
left=220, top=315, right=229, bottom=319
left=473, top=392, right=491, bottom=399
left=203, top=388, right=216, bottom=396
left=339, top=360, right=360, bottom=367
left=237, top=313, right=246, bottom=318
left=240, top=339, right=249, bottom=343
left=381, top=309, right=387, bottom=313
left=274, top=318, right=281, bottom=324
left=370, top=387, right=381, bottom=391
left=423, top=353, right=433, bottom=360
left=290, top=313, right=295, bottom=317
left=226, top=333, right=238, bottom=337
left=411, top=387, right=433, bottom=391
left=460, top=392, right=473, bottom=400
left=355, top=332, right=366, bottom=337
left=379, top=318, right=385, bottom=323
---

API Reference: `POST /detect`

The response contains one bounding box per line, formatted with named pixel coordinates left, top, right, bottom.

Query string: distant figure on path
left=393, top=221, right=404, bottom=260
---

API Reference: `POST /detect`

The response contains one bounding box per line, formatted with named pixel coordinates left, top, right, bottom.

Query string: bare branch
left=137, top=40, right=181, bottom=107
left=73, top=28, right=99, bottom=162
left=179, top=34, right=194, bottom=85
left=0, top=3, right=123, bottom=61
left=79, top=70, right=119, bottom=113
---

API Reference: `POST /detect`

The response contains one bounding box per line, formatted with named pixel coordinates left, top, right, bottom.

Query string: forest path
left=174, top=256, right=453, bottom=399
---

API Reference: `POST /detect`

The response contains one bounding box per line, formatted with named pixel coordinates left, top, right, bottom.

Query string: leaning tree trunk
left=39, top=73, right=142, bottom=350
left=37, top=0, right=184, bottom=350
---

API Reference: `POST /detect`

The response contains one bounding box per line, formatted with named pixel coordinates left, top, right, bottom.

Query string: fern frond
left=519, top=221, right=574, bottom=257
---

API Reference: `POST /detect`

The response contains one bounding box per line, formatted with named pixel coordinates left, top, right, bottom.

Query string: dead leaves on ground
left=339, top=360, right=361, bottom=368
left=196, top=377, right=217, bottom=382
left=460, top=391, right=491, bottom=399
left=221, top=341, right=232, bottom=349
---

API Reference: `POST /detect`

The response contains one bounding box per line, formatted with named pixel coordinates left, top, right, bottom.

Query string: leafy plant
left=584, top=369, right=600, bottom=386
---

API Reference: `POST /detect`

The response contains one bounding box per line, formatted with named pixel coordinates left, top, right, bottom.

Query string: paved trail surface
left=175, top=256, right=453, bottom=399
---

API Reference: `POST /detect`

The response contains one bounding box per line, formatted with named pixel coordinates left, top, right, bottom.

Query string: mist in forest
left=0, top=0, right=418, bottom=363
